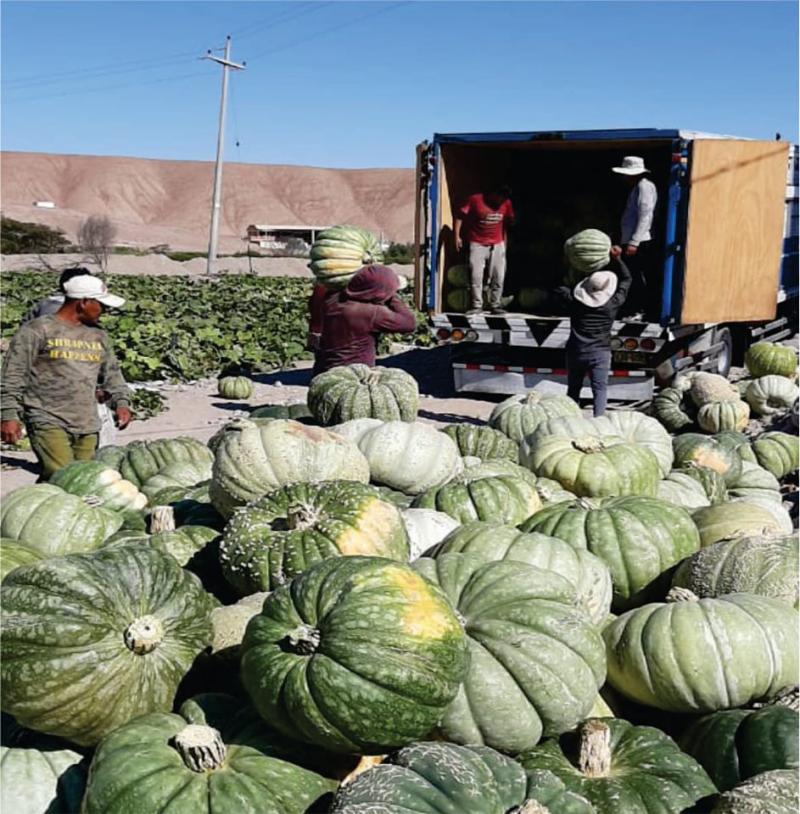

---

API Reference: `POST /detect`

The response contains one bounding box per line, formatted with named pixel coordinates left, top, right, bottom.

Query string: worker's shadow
left=1, top=454, right=39, bottom=474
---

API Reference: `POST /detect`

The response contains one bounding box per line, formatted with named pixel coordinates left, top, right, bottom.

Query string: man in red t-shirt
left=454, top=185, right=515, bottom=314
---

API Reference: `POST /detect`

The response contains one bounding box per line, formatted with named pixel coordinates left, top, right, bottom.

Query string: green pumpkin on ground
left=711, top=769, right=799, bottom=814
left=726, top=460, right=782, bottom=503
left=751, top=431, right=799, bottom=479
left=139, top=459, right=213, bottom=501
left=413, top=553, right=606, bottom=754
left=308, top=364, right=419, bottom=425
left=656, top=471, right=712, bottom=509
left=488, top=391, right=581, bottom=445
left=672, top=533, right=799, bottom=607
left=713, top=430, right=758, bottom=464
left=217, top=375, right=253, bottom=400
left=441, top=422, right=519, bottom=462
left=603, top=588, right=799, bottom=714
left=0, top=483, right=123, bottom=557
left=653, top=386, right=696, bottom=432
left=49, top=459, right=148, bottom=513
left=209, top=418, right=370, bottom=517
left=330, top=741, right=595, bottom=814
left=240, top=556, right=469, bottom=754
left=81, top=693, right=340, bottom=814
left=692, top=502, right=787, bottom=547
left=521, top=496, right=700, bottom=610
left=1, top=547, right=215, bottom=746
left=308, top=225, right=384, bottom=288
left=697, top=399, right=751, bottom=433
left=678, top=462, right=729, bottom=503
left=0, top=539, right=43, bottom=581
left=250, top=402, right=314, bottom=421
left=103, top=523, right=220, bottom=569
left=220, top=481, right=410, bottom=595
left=428, top=520, right=613, bottom=625
left=745, top=341, right=798, bottom=378
left=591, top=410, right=674, bottom=476
left=679, top=706, right=799, bottom=792
left=745, top=375, right=799, bottom=416
left=673, top=434, right=743, bottom=484
left=517, top=718, right=716, bottom=814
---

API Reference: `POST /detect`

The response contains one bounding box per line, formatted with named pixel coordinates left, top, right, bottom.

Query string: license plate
left=613, top=351, right=647, bottom=365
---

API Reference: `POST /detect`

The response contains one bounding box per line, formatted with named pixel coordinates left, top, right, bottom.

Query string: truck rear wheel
left=714, top=326, right=733, bottom=377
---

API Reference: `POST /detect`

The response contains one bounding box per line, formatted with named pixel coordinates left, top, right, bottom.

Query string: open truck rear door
left=681, top=139, right=790, bottom=324
left=414, top=141, right=431, bottom=311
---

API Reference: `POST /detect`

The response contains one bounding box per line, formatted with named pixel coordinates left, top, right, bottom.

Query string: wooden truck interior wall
left=436, top=140, right=674, bottom=318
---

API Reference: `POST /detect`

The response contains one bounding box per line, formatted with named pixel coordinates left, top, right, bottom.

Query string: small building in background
left=245, top=224, right=329, bottom=250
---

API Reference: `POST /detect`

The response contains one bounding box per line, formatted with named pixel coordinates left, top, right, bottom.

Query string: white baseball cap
left=62, top=275, right=125, bottom=308
left=574, top=271, right=618, bottom=308
left=611, top=156, right=650, bottom=175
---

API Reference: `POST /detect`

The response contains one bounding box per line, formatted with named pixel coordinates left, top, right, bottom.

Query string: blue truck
left=413, top=129, right=798, bottom=401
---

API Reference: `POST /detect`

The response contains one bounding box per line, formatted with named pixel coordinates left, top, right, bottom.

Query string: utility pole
left=204, top=36, right=245, bottom=275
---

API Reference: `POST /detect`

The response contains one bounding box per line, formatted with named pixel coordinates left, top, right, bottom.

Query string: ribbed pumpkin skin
left=653, top=386, right=696, bottom=432
left=250, top=402, right=313, bottom=421
left=308, top=364, right=419, bottom=425
left=308, top=225, right=384, bottom=288
left=679, top=706, right=799, bottom=792
left=604, top=593, right=799, bottom=713
left=217, top=375, right=253, bottom=400
left=522, top=434, right=660, bottom=498
left=563, top=229, right=611, bottom=274
left=752, top=431, right=799, bottom=479
left=412, top=460, right=541, bottom=526
left=49, top=460, right=148, bottom=513
left=220, top=481, right=410, bottom=594
left=400, top=508, right=460, bottom=559
left=745, top=341, right=798, bottom=378
left=413, top=554, right=606, bottom=754
left=103, top=524, right=220, bottom=569
left=673, top=434, right=743, bottom=484
left=354, top=421, right=462, bottom=495
left=330, top=741, right=595, bottom=814
left=656, top=471, right=712, bottom=509
left=680, top=464, right=729, bottom=503
left=488, top=392, right=581, bottom=444
left=0, top=484, right=122, bottom=557
left=517, top=718, right=716, bottom=814
left=698, top=400, right=751, bottom=433
left=0, top=540, right=43, bottom=581
left=441, top=423, right=519, bottom=462
left=672, top=534, right=799, bottom=606
left=692, top=503, right=786, bottom=547
left=727, top=461, right=782, bottom=503
left=690, top=372, right=741, bottom=407
left=210, top=419, right=370, bottom=517
left=240, top=556, right=469, bottom=754
left=1, top=547, right=215, bottom=746
left=594, top=410, right=674, bottom=477
left=429, top=521, right=613, bottom=625
left=140, top=460, right=213, bottom=501
left=714, top=430, right=758, bottom=464
left=745, top=375, right=799, bottom=416
left=102, top=437, right=215, bottom=488
left=711, top=769, right=799, bottom=814
left=82, top=694, right=338, bottom=814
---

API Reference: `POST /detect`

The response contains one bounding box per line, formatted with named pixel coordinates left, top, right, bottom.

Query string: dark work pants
left=567, top=348, right=611, bottom=417
left=623, top=241, right=654, bottom=315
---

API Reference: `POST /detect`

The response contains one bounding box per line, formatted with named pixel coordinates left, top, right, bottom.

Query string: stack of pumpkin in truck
left=1, top=284, right=798, bottom=812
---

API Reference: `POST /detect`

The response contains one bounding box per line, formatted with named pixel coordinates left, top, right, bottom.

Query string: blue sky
left=2, top=1, right=797, bottom=168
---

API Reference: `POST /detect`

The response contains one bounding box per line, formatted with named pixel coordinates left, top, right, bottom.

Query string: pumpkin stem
left=666, top=587, right=699, bottom=603
left=511, top=802, right=549, bottom=814
left=150, top=505, right=176, bottom=533
left=285, top=624, right=321, bottom=655
left=524, top=393, right=543, bottom=406
left=173, top=724, right=226, bottom=772
left=578, top=719, right=612, bottom=778
left=123, top=615, right=164, bottom=654
left=286, top=504, right=319, bottom=530
left=572, top=437, right=604, bottom=454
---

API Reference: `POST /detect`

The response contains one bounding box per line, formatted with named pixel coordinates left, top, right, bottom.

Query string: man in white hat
left=1, top=274, right=132, bottom=479
left=553, top=239, right=632, bottom=417
left=612, top=156, right=657, bottom=309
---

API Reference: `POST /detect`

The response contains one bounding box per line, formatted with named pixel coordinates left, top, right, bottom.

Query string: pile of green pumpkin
left=1, top=354, right=798, bottom=813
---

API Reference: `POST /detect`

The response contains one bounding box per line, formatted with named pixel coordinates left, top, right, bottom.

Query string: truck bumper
left=452, top=363, right=655, bottom=400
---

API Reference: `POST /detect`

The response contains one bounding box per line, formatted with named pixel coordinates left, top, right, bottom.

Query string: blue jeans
left=567, top=347, right=611, bottom=417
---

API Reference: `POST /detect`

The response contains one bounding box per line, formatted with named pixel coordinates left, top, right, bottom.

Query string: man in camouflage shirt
left=1, top=274, right=132, bottom=479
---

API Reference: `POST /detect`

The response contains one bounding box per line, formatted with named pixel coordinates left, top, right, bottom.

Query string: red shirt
left=458, top=194, right=515, bottom=245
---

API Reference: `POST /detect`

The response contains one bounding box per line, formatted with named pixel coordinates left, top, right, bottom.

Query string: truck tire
left=714, top=326, right=733, bottom=377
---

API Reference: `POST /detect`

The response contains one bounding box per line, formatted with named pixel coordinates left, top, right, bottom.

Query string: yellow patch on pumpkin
left=387, top=567, right=458, bottom=640
left=692, top=449, right=728, bottom=475
left=336, top=499, right=403, bottom=557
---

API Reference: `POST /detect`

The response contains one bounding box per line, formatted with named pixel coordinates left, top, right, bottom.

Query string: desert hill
left=0, top=152, right=416, bottom=252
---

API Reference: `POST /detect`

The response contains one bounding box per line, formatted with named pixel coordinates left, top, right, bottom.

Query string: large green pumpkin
left=678, top=462, right=729, bottom=503
left=517, top=718, right=716, bottom=814
left=240, top=556, right=469, bottom=754
left=82, top=693, right=339, bottom=814
left=412, top=460, right=541, bottom=526
left=210, top=418, right=370, bottom=517
left=441, top=422, right=519, bottom=462
left=521, top=433, right=660, bottom=498
left=49, top=460, right=148, bottom=513
left=698, top=399, right=751, bottom=433
left=745, top=375, right=799, bottom=416
left=593, top=410, right=674, bottom=476
left=714, top=430, right=758, bottom=464
left=726, top=460, right=782, bottom=503
left=745, top=341, right=798, bottom=378
left=604, top=589, right=799, bottom=713
left=330, top=741, right=594, bottom=814
left=653, top=386, right=696, bottom=432
left=488, top=392, right=581, bottom=444
left=217, top=375, right=253, bottom=400
left=1, top=547, right=215, bottom=746
left=673, top=433, right=743, bottom=484
left=307, top=364, right=419, bottom=425
left=139, top=460, right=213, bottom=501
left=349, top=420, right=462, bottom=495
left=103, top=524, right=220, bottom=571
left=429, top=520, right=613, bottom=625
left=711, top=769, right=799, bottom=814
left=656, top=470, right=712, bottom=509
left=751, top=431, right=799, bottom=479
left=0, top=539, right=43, bottom=581
left=413, top=553, right=605, bottom=754
left=220, top=481, right=410, bottom=595
left=563, top=229, right=611, bottom=274
left=0, top=484, right=122, bottom=557
left=308, top=225, right=384, bottom=288
left=692, top=502, right=787, bottom=547
left=250, top=402, right=314, bottom=421
left=521, top=496, right=700, bottom=609
left=679, top=706, right=799, bottom=792
left=672, top=533, right=799, bottom=607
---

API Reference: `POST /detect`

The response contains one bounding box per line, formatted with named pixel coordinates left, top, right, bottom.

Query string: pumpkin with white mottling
left=489, top=392, right=581, bottom=444
left=745, top=375, right=799, bottom=416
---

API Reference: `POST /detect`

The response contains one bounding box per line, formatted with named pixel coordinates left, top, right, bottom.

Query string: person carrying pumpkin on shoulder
left=1, top=274, right=132, bottom=480
left=312, top=265, right=416, bottom=376
left=551, top=234, right=632, bottom=418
